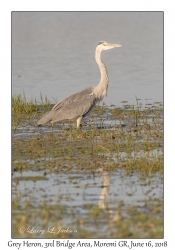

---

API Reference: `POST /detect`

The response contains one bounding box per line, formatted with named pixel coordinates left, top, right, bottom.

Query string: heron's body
left=37, top=41, right=121, bottom=128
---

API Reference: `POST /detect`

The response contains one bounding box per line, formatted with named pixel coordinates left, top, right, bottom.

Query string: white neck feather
left=93, top=47, right=108, bottom=100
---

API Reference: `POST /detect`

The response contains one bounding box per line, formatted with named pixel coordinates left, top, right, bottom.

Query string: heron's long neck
left=94, top=48, right=108, bottom=99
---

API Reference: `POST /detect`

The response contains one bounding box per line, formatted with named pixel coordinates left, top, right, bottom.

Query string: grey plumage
left=37, top=41, right=121, bottom=128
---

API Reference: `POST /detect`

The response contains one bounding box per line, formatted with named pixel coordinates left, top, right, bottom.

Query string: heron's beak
left=112, top=44, right=122, bottom=48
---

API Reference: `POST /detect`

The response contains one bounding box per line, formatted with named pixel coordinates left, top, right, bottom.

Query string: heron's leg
left=76, top=117, right=82, bottom=128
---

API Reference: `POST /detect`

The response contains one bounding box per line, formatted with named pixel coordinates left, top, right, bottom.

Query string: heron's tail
left=37, top=110, right=55, bottom=126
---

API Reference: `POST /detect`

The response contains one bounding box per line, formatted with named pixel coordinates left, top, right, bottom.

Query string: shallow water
left=12, top=12, right=163, bottom=105
left=12, top=168, right=163, bottom=212
left=12, top=103, right=163, bottom=238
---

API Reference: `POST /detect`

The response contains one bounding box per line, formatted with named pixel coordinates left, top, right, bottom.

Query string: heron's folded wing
left=52, top=87, right=94, bottom=111
left=52, top=94, right=96, bottom=122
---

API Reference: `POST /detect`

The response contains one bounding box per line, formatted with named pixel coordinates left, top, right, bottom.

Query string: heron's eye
left=103, top=43, right=108, bottom=46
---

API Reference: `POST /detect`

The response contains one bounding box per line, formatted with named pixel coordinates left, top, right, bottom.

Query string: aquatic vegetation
left=12, top=93, right=52, bottom=114
left=12, top=95, right=163, bottom=238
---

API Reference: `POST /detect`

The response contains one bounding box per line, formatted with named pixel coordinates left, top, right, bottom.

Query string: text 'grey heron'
left=37, top=41, right=122, bottom=128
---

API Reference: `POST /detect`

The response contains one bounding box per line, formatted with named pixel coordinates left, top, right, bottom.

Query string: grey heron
left=37, top=41, right=122, bottom=128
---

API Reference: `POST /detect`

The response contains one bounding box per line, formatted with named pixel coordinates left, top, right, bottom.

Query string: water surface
left=12, top=12, right=163, bottom=105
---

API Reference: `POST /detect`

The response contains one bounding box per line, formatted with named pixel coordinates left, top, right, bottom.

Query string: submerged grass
left=12, top=197, right=163, bottom=238
left=12, top=95, right=163, bottom=238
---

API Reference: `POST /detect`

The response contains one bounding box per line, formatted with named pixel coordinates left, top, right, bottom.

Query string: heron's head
left=97, top=41, right=122, bottom=51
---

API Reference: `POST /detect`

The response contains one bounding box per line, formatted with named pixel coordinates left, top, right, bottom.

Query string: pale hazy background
left=12, top=12, right=163, bottom=105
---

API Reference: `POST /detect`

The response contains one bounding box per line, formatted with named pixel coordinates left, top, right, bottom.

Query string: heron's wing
left=51, top=89, right=97, bottom=122
left=52, top=87, right=94, bottom=111
left=37, top=87, right=96, bottom=125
